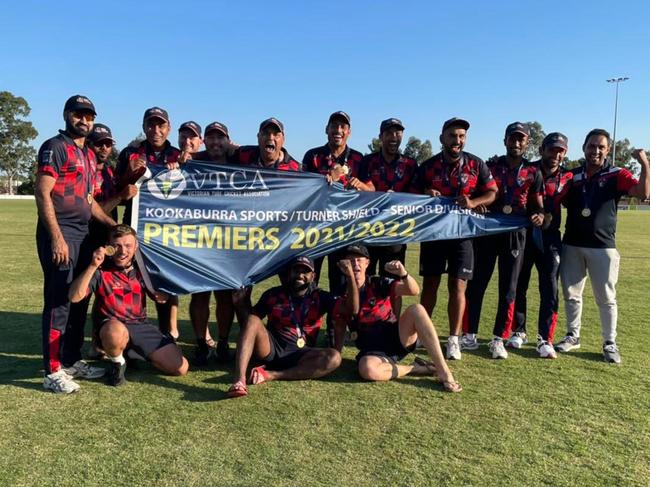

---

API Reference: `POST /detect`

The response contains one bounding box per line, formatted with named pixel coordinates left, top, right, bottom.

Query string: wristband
left=398, top=273, right=409, bottom=281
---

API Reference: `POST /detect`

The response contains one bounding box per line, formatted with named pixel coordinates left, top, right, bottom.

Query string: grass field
left=1, top=200, right=649, bottom=487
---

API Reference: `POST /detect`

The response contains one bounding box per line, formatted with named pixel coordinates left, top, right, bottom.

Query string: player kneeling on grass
left=336, top=245, right=461, bottom=392
left=226, top=255, right=358, bottom=398
left=69, top=224, right=189, bottom=386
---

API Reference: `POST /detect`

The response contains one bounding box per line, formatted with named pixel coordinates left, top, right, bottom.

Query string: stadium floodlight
left=606, top=77, right=630, bottom=165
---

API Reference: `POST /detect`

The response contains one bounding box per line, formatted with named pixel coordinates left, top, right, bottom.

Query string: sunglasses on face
left=92, top=140, right=113, bottom=149
left=73, top=111, right=96, bottom=121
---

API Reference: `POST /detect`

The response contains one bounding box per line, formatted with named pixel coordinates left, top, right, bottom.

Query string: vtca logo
left=147, top=169, right=187, bottom=200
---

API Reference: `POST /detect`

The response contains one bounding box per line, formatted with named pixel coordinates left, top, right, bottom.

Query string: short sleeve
left=37, top=139, right=67, bottom=178
left=617, top=168, right=638, bottom=194
left=251, top=289, right=272, bottom=319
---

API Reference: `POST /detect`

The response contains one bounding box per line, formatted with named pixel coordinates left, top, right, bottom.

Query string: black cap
left=542, top=132, right=569, bottom=150
left=64, top=95, right=96, bottom=115
left=380, top=118, right=405, bottom=134
left=328, top=111, right=351, bottom=126
left=88, top=123, right=115, bottom=144
left=179, top=121, right=202, bottom=137
left=505, top=122, right=530, bottom=138
left=344, top=244, right=370, bottom=258
left=143, top=107, right=170, bottom=124
left=290, top=255, right=315, bottom=272
left=442, top=117, right=470, bottom=132
left=259, top=117, right=284, bottom=134
left=204, top=121, right=229, bottom=138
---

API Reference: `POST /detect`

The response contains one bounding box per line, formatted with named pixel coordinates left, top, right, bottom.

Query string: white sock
left=109, top=354, right=126, bottom=365
left=448, top=335, right=459, bottom=345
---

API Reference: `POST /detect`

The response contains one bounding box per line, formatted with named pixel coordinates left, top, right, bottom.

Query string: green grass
left=1, top=200, right=649, bottom=486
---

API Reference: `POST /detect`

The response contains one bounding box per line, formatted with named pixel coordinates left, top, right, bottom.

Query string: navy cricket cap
left=328, top=111, right=351, bottom=126
left=143, top=107, right=170, bottom=124
left=179, top=121, right=202, bottom=137
left=380, top=118, right=405, bottom=134
left=505, top=122, right=530, bottom=138
left=64, top=95, right=96, bottom=115
left=290, top=255, right=315, bottom=272
left=204, top=121, right=229, bottom=138
left=542, top=132, right=569, bottom=150
left=344, top=244, right=370, bottom=258
left=88, top=123, right=115, bottom=144
left=442, top=117, right=470, bottom=132
left=259, top=117, right=284, bottom=134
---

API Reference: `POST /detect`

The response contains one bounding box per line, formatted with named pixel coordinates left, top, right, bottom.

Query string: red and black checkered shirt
left=93, top=164, right=117, bottom=202
left=412, top=151, right=496, bottom=197
left=116, top=140, right=181, bottom=224
left=530, top=161, right=573, bottom=235
left=252, top=286, right=339, bottom=347
left=354, top=152, right=417, bottom=192
left=37, top=131, right=96, bottom=240
left=488, top=156, right=543, bottom=215
left=356, top=276, right=398, bottom=327
left=231, top=146, right=301, bottom=172
left=87, top=263, right=151, bottom=325
left=302, top=144, right=363, bottom=185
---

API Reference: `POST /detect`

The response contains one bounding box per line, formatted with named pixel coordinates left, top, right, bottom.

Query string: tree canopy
left=0, top=91, right=38, bottom=194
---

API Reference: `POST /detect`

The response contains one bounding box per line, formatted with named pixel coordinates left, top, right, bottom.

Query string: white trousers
left=560, top=245, right=620, bottom=343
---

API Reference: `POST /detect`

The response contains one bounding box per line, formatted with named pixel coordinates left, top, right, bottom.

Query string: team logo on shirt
left=42, top=150, right=53, bottom=164
left=147, top=169, right=186, bottom=200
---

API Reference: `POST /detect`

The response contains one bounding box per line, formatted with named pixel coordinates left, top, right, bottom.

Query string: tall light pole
left=606, top=76, right=629, bottom=165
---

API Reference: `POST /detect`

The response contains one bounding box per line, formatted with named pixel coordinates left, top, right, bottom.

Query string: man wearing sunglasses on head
left=35, top=95, right=117, bottom=393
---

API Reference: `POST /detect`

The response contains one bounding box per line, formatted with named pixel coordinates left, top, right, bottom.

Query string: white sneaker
left=537, top=340, right=557, bottom=359
left=488, top=338, right=508, bottom=359
left=43, top=370, right=80, bottom=394
left=460, top=333, right=479, bottom=350
left=446, top=337, right=462, bottom=360
left=63, top=360, right=105, bottom=379
left=506, top=332, right=528, bottom=349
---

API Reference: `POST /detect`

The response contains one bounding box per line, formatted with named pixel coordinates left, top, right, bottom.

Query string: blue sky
left=2, top=0, right=648, bottom=161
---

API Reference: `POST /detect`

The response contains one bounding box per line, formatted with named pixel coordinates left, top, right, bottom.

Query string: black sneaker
left=107, top=362, right=127, bottom=387
left=192, top=344, right=211, bottom=366
left=215, top=339, right=231, bottom=363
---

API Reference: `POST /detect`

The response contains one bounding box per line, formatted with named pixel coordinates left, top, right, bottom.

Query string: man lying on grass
left=336, top=245, right=461, bottom=392
left=69, top=224, right=188, bottom=386
left=227, top=255, right=358, bottom=398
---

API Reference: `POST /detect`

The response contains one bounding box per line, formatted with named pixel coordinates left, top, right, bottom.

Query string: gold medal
left=350, top=331, right=358, bottom=341
left=503, top=204, right=513, bottom=215
left=104, top=245, right=116, bottom=256
left=296, top=337, right=306, bottom=349
left=87, top=193, right=93, bottom=204
left=581, top=208, right=592, bottom=217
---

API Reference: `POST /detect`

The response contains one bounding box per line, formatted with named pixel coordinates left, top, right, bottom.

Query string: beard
left=66, top=120, right=90, bottom=138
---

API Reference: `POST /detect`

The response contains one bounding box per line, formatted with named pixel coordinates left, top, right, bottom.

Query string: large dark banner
left=131, top=161, right=527, bottom=294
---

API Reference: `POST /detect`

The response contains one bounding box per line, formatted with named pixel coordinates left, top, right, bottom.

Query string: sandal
left=249, top=365, right=270, bottom=385
left=226, top=380, right=248, bottom=398
left=410, top=356, right=437, bottom=376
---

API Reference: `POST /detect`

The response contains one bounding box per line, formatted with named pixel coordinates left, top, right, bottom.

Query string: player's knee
left=174, top=357, right=189, bottom=376
left=404, top=303, right=427, bottom=319
left=358, top=358, right=383, bottom=381
left=100, top=320, right=128, bottom=346
left=325, top=349, right=342, bottom=370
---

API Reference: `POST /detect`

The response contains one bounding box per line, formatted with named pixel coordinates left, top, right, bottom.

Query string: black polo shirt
left=562, top=164, right=637, bottom=248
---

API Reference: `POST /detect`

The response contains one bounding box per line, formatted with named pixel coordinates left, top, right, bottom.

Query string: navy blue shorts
left=262, top=332, right=310, bottom=371
left=355, top=321, right=415, bottom=363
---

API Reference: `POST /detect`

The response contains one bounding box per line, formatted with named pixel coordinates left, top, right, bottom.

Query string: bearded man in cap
left=35, top=95, right=117, bottom=393
left=226, top=256, right=358, bottom=398
left=230, top=117, right=300, bottom=171
left=462, top=122, right=543, bottom=360
left=514, top=132, right=573, bottom=359
left=411, top=117, right=497, bottom=361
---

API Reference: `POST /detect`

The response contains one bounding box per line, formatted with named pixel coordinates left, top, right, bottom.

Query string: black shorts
left=367, top=244, right=407, bottom=276
left=419, top=239, right=473, bottom=280
left=100, top=320, right=175, bottom=358
left=355, top=321, right=415, bottom=363
left=263, top=332, right=310, bottom=371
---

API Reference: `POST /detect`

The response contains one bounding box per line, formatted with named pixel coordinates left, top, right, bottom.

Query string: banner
left=131, top=161, right=527, bottom=294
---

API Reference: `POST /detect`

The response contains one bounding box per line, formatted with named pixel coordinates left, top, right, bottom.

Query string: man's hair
left=583, top=129, right=611, bottom=148
left=109, top=224, right=137, bottom=240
